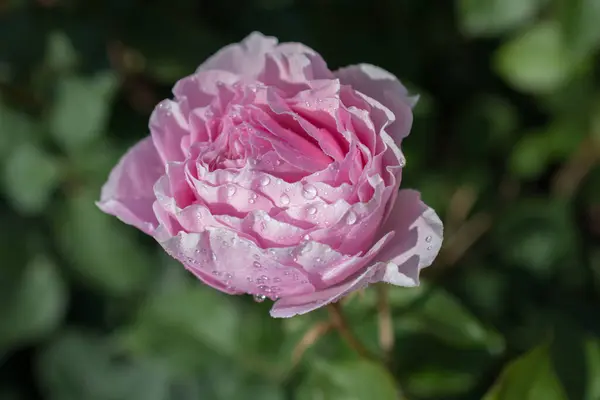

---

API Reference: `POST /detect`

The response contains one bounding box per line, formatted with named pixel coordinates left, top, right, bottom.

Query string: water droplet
left=260, top=275, right=269, bottom=282
left=194, top=249, right=201, bottom=254
left=273, top=277, right=281, bottom=283
left=253, top=294, right=266, bottom=303
left=280, top=194, right=290, bottom=206
left=345, top=211, right=357, bottom=225
left=425, top=236, right=433, bottom=243
left=275, top=160, right=282, bottom=166
left=260, top=176, right=271, bottom=186
left=250, top=193, right=258, bottom=199
left=225, top=273, right=233, bottom=279
left=303, top=234, right=310, bottom=241
left=253, top=254, right=260, bottom=260
left=247, top=277, right=254, bottom=282
left=284, top=271, right=291, bottom=276
left=212, top=271, right=221, bottom=276
left=249, top=198, right=256, bottom=204
left=427, top=245, right=433, bottom=251
left=399, top=157, right=407, bottom=167
left=302, top=184, right=317, bottom=200
left=316, top=257, right=322, bottom=263
left=226, top=185, right=237, bottom=197
left=307, top=206, right=317, bottom=215
left=253, top=261, right=262, bottom=268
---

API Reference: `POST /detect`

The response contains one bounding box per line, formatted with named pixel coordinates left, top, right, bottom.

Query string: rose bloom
left=98, top=32, right=443, bottom=317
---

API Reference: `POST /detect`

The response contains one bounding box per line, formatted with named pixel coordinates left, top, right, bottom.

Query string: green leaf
left=405, top=366, right=479, bottom=398
left=458, top=0, right=545, bottom=37
left=483, top=341, right=568, bottom=400
left=118, top=279, right=241, bottom=371
left=37, top=330, right=171, bottom=400
left=0, top=256, right=67, bottom=349
left=296, top=360, right=399, bottom=400
left=509, top=131, right=552, bottom=179
left=493, top=199, right=578, bottom=278
left=558, top=0, right=600, bottom=58
left=55, top=188, right=153, bottom=295
left=48, top=72, right=118, bottom=151
left=495, top=21, right=578, bottom=94
left=585, top=338, right=600, bottom=400
left=396, top=287, right=505, bottom=353
left=0, top=102, right=38, bottom=159
left=44, top=31, right=78, bottom=72
left=2, top=143, right=63, bottom=215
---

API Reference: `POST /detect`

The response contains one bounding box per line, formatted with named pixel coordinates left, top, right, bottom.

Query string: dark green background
left=1, top=0, right=600, bottom=399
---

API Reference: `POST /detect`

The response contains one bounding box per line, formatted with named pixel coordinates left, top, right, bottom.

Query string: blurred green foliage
left=1, top=0, right=599, bottom=399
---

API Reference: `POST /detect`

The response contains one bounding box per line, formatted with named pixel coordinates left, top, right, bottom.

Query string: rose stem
left=327, top=302, right=373, bottom=360
left=377, top=283, right=394, bottom=363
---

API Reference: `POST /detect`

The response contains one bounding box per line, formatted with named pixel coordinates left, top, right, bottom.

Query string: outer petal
left=97, top=137, right=163, bottom=234
left=372, top=189, right=443, bottom=286
left=335, top=64, right=415, bottom=143
left=197, top=32, right=278, bottom=78
left=270, top=260, right=384, bottom=318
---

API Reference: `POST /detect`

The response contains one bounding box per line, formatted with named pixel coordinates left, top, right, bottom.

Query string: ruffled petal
left=335, top=64, right=415, bottom=143
left=372, top=189, right=443, bottom=286
left=97, top=137, right=163, bottom=235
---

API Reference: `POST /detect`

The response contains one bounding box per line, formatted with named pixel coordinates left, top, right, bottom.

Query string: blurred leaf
left=493, top=199, right=577, bottom=278
left=495, top=21, right=578, bottom=94
left=558, top=0, right=600, bottom=58
left=458, top=0, right=545, bottom=37
left=585, top=338, right=600, bottom=400
left=396, top=287, right=505, bottom=353
left=118, top=280, right=241, bottom=371
left=509, top=131, right=552, bottom=179
left=2, top=143, right=63, bottom=215
left=0, top=103, right=38, bottom=159
left=0, top=256, right=67, bottom=349
left=550, top=319, right=587, bottom=400
left=405, top=366, right=478, bottom=398
left=44, top=31, right=78, bottom=72
left=55, top=188, right=153, bottom=295
left=48, top=72, right=118, bottom=151
left=483, top=341, right=567, bottom=400
left=296, top=360, right=398, bottom=400
left=37, top=330, right=171, bottom=400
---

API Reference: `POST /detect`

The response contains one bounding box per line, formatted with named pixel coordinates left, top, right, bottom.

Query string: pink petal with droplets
left=97, top=137, right=163, bottom=235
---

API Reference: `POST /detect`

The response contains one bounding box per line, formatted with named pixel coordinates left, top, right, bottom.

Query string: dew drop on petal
left=273, top=277, right=281, bottom=283
left=345, top=211, right=357, bottom=225
left=425, top=235, right=433, bottom=243
left=249, top=198, right=256, bottom=204
left=253, top=294, right=266, bottom=303
left=307, top=206, right=317, bottom=215
left=302, top=184, right=317, bottom=200
left=227, top=185, right=237, bottom=197
left=280, top=194, right=290, bottom=206
left=253, top=261, right=262, bottom=268
left=260, top=176, right=271, bottom=186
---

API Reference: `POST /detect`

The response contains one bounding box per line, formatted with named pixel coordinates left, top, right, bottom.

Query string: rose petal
left=372, top=189, right=443, bottom=286
left=269, top=259, right=385, bottom=318
left=335, top=63, right=415, bottom=143
left=97, top=137, right=163, bottom=234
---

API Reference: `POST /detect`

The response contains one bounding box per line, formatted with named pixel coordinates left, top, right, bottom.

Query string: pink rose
left=98, top=32, right=443, bottom=317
